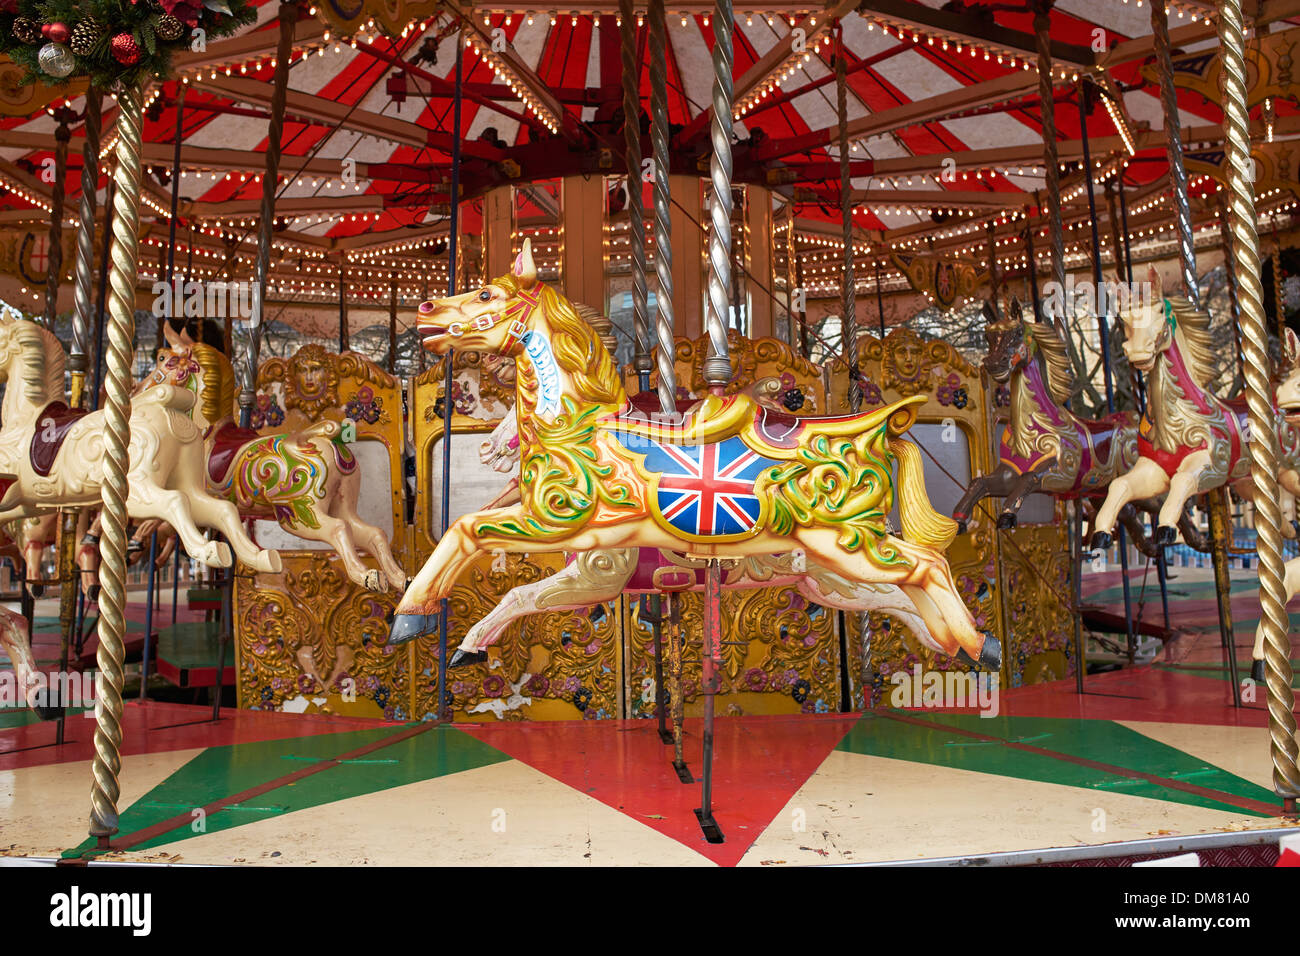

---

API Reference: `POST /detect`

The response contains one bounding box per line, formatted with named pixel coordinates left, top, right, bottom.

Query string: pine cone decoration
left=69, top=17, right=104, bottom=56
left=154, top=14, right=183, bottom=41
left=12, top=17, right=42, bottom=44
left=110, top=32, right=141, bottom=65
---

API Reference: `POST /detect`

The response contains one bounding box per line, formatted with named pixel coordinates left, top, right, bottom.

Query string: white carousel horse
left=395, top=244, right=996, bottom=670
left=140, top=324, right=407, bottom=592
left=0, top=316, right=280, bottom=575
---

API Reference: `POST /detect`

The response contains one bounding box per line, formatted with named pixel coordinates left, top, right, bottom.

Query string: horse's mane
left=190, top=342, right=237, bottom=424
left=9, top=321, right=65, bottom=405
left=1024, top=320, right=1075, bottom=406
left=495, top=273, right=626, bottom=406
left=1165, top=295, right=1218, bottom=390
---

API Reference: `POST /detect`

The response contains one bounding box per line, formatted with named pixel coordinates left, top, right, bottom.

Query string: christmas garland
left=0, top=0, right=257, bottom=88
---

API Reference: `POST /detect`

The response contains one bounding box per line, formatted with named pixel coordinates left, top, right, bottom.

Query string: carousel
left=0, top=0, right=1297, bottom=868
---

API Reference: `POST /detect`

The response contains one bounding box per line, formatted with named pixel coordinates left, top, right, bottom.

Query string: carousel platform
left=0, top=661, right=1295, bottom=867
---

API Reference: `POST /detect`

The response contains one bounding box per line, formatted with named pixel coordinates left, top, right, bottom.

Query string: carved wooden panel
left=233, top=346, right=412, bottom=716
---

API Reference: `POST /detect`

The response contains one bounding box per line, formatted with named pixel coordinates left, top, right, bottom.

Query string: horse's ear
left=1285, top=327, right=1300, bottom=369
left=513, top=238, right=538, bottom=289
left=1009, top=298, right=1023, bottom=323
left=163, top=322, right=182, bottom=349
left=1147, top=265, right=1163, bottom=300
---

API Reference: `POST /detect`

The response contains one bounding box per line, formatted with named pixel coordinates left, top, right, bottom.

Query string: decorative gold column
left=89, top=81, right=145, bottom=843
left=1032, top=0, right=1065, bottom=297
left=1216, top=0, right=1300, bottom=805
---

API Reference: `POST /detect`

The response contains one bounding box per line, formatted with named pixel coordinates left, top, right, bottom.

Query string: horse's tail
left=888, top=437, right=957, bottom=552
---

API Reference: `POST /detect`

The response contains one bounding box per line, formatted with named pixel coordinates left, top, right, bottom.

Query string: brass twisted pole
left=1152, top=0, right=1200, bottom=307
left=702, top=0, right=734, bottom=389
left=1032, top=3, right=1065, bottom=300
left=620, top=0, right=651, bottom=390
left=836, top=23, right=859, bottom=412
left=43, top=111, right=71, bottom=329
left=1216, top=0, right=1300, bottom=805
left=70, top=91, right=102, bottom=408
left=90, top=81, right=145, bottom=842
left=648, top=0, right=677, bottom=413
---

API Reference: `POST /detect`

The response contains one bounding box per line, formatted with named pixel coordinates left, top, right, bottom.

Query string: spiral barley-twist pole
left=836, top=25, right=860, bottom=412
left=1216, top=0, right=1300, bottom=803
left=620, top=0, right=651, bottom=388
left=702, top=0, right=734, bottom=390
left=1033, top=4, right=1065, bottom=298
left=1152, top=0, right=1200, bottom=308
left=648, top=0, right=677, bottom=413
left=89, top=82, right=145, bottom=842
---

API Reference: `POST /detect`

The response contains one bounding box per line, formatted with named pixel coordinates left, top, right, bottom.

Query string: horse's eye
left=478, top=289, right=492, bottom=302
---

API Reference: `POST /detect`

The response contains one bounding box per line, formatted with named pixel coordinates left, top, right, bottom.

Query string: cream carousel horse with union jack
left=390, top=240, right=1001, bottom=672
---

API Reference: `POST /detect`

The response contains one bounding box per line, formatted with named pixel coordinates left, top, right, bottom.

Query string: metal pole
left=241, top=3, right=294, bottom=429
left=338, top=259, right=349, bottom=352
left=1033, top=2, right=1065, bottom=300
left=436, top=34, right=464, bottom=723
left=91, top=178, right=115, bottom=410
left=89, top=80, right=145, bottom=846
left=1079, top=80, right=1137, bottom=663
left=836, top=23, right=859, bottom=412
left=1023, top=215, right=1043, bottom=320
left=70, top=90, right=101, bottom=407
left=388, top=277, right=398, bottom=374
left=874, top=258, right=886, bottom=338
left=702, top=0, right=734, bottom=390
left=649, top=0, right=677, bottom=412
left=1151, top=0, right=1200, bottom=305
left=620, top=0, right=651, bottom=392
left=1217, top=0, right=1299, bottom=808
left=43, top=109, right=71, bottom=329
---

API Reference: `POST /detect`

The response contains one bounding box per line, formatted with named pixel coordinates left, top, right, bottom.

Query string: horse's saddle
left=599, top=392, right=924, bottom=459
left=31, top=402, right=89, bottom=477
left=206, top=420, right=262, bottom=485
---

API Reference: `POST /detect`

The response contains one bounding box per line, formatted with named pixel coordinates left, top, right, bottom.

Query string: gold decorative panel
left=234, top=346, right=412, bottom=716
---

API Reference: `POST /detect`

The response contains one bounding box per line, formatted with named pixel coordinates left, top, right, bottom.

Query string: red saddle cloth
left=614, top=392, right=805, bottom=450
left=625, top=391, right=697, bottom=417
left=205, top=421, right=262, bottom=485
left=30, top=402, right=89, bottom=477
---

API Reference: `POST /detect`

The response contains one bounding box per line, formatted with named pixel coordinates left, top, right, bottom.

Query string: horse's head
left=139, top=323, right=224, bottom=427
left=1118, top=266, right=1172, bottom=373
left=1278, top=328, right=1300, bottom=424
left=416, top=238, right=541, bottom=356
left=983, top=299, right=1028, bottom=384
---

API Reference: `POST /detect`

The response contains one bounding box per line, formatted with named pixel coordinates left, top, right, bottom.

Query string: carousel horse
left=0, top=315, right=281, bottom=575
left=0, top=513, right=56, bottom=595
left=442, top=374, right=965, bottom=666
left=390, top=239, right=1001, bottom=672
left=1090, top=267, right=1300, bottom=552
left=953, top=298, right=1205, bottom=551
left=141, top=324, right=407, bottom=592
left=0, top=603, right=56, bottom=718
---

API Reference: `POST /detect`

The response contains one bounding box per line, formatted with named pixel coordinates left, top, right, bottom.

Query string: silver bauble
left=38, top=43, right=76, bottom=78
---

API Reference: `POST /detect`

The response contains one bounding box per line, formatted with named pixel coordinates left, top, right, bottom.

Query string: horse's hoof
left=955, top=520, right=968, bottom=536
left=257, top=550, right=283, bottom=575
left=86, top=584, right=100, bottom=602
left=956, top=633, right=1001, bottom=673
left=30, top=689, right=64, bottom=722
left=996, top=513, right=1017, bottom=530
left=1155, top=525, right=1176, bottom=545
left=388, top=613, right=437, bottom=646
left=27, top=583, right=43, bottom=598
left=127, top=540, right=144, bottom=555
left=448, top=649, right=488, bottom=669
left=1251, top=659, right=1265, bottom=683
left=1089, top=531, right=1112, bottom=551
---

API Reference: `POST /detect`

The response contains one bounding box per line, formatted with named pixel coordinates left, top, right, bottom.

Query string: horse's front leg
left=390, top=504, right=532, bottom=643
left=997, top=469, right=1045, bottom=530
left=1157, top=449, right=1214, bottom=544
left=952, top=463, right=1017, bottom=535
left=1091, top=457, right=1169, bottom=550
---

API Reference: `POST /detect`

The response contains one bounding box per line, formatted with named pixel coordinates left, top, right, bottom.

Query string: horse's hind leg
left=794, top=575, right=940, bottom=653
left=448, top=548, right=637, bottom=665
left=1251, top=556, right=1300, bottom=680
left=1157, top=450, right=1214, bottom=543
left=332, top=467, right=406, bottom=591
left=998, top=469, right=1045, bottom=530
left=1092, top=457, right=1169, bottom=549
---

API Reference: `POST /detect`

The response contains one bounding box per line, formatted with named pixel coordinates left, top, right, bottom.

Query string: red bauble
left=110, top=32, right=141, bottom=65
left=42, top=22, right=71, bottom=44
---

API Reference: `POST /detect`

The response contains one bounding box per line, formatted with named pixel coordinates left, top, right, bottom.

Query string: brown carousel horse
left=390, top=240, right=1001, bottom=672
